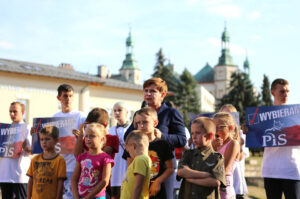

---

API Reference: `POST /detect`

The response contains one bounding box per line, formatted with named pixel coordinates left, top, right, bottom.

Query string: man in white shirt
left=262, top=78, right=300, bottom=199
left=53, top=84, right=86, bottom=199
left=0, top=102, right=31, bottom=199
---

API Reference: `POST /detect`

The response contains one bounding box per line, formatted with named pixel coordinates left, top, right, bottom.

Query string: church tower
left=214, top=26, right=238, bottom=99
left=119, top=31, right=141, bottom=84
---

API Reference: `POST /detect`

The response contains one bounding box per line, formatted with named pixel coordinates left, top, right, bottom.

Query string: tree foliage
left=152, top=48, right=178, bottom=92
left=217, top=72, right=260, bottom=124
left=175, top=68, right=200, bottom=127
left=261, top=74, right=273, bottom=106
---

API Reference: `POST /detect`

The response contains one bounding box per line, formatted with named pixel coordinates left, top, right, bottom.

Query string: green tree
left=217, top=72, right=260, bottom=124
left=261, top=74, right=273, bottom=106
left=152, top=48, right=178, bottom=93
left=175, top=68, right=200, bottom=127
left=152, top=48, right=165, bottom=77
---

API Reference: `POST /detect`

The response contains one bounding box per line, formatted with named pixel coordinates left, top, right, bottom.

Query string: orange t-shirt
left=27, top=153, right=67, bottom=199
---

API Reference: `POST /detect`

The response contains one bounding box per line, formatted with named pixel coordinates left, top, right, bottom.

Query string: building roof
left=0, top=58, right=142, bottom=90
left=194, top=63, right=214, bottom=83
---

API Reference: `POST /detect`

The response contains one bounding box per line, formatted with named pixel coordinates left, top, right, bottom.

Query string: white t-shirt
left=0, top=122, right=32, bottom=183
left=233, top=131, right=249, bottom=194
left=108, top=125, right=128, bottom=187
left=53, top=111, right=86, bottom=172
left=262, top=145, right=300, bottom=180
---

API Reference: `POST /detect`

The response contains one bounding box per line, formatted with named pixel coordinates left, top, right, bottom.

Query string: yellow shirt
left=27, top=153, right=67, bottom=199
left=121, top=154, right=151, bottom=199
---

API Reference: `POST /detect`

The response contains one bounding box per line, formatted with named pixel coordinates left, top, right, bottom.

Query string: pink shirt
left=218, top=141, right=237, bottom=199
left=76, top=152, right=114, bottom=197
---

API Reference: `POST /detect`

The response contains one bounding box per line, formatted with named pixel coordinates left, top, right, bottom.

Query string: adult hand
left=30, top=127, right=35, bottom=135
left=22, top=139, right=31, bottom=154
left=241, top=124, right=249, bottom=134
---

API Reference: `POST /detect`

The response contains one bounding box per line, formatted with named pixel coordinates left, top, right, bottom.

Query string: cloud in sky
left=197, top=37, right=245, bottom=55
left=251, top=34, right=261, bottom=40
left=0, top=41, right=14, bottom=49
left=207, top=4, right=242, bottom=18
left=248, top=11, right=261, bottom=19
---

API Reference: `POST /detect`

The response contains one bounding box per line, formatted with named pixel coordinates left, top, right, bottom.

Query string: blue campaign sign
left=32, top=117, right=77, bottom=154
left=0, top=123, right=28, bottom=158
left=246, top=104, right=300, bottom=148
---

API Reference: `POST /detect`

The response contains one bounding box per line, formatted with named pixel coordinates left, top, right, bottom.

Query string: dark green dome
left=194, top=63, right=214, bottom=83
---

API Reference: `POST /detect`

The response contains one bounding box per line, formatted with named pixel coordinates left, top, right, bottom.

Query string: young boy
left=27, top=125, right=67, bottom=199
left=0, top=102, right=31, bottom=199
left=127, top=107, right=174, bottom=199
left=177, top=117, right=226, bottom=199
left=121, top=131, right=151, bottom=199
left=53, top=84, right=86, bottom=199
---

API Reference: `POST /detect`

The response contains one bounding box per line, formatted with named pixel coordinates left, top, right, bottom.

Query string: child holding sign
left=71, top=123, right=114, bottom=199
left=213, top=112, right=240, bottom=199
left=27, top=125, right=67, bottom=199
left=0, top=102, right=31, bottom=199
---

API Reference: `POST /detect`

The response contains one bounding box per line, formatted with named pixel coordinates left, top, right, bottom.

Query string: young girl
left=220, top=104, right=249, bottom=199
left=73, top=107, right=119, bottom=159
left=213, top=112, right=240, bottom=199
left=71, top=123, right=114, bottom=199
left=108, top=102, right=129, bottom=199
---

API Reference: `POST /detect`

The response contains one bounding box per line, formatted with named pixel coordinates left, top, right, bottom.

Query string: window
left=17, top=99, right=29, bottom=123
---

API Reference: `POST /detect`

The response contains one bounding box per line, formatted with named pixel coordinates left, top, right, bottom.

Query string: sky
left=0, top=0, right=299, bottom=104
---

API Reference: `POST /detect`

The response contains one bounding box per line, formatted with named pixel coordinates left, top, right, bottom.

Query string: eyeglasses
left=216, top=125, right=228, bottom=130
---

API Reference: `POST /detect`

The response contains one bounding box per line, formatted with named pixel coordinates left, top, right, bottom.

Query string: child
left=219, top=104, right=249, bottom=199
left=71, top=123, right=114, bottom=199
left=27, top=125, right=67, bottom=199
left=133, top=107, right=174, bottom=199
left=177, top=117, right=226, bottom=199
left=73, top=108, right=119, bottom=159
left=0, top=102, right=31, bottom=199
left=121, top=131, right=151, bottom=199
left=213, top=112, right=240, bottom=199
left=108, top=102, right=129, bottom=199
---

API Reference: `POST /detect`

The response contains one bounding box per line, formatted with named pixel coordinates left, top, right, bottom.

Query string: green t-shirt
left=121, top=154, right=152, bottom=199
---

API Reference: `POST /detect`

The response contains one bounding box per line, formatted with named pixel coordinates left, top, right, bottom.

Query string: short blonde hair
left=125, top=130, right=149, bottom=149
left=220, top=104, right=237, bottom=112
left=143, top=77, right=168, bottom=94
left=40, top=125, right=59, bottom=139
left=192, top=117, right=216, bottom=135
left=213, top=112, right=239, bottom=140
left=135, top=107, right=158, bottom=120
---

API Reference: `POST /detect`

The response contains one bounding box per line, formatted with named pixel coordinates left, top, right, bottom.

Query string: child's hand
left=154, top=128, right=162, bottom=139
left=149, top=180, right=161, bottom=197
left=72, top=129, right=81, bottom=139
left=73, top=122, right=86, bottom=138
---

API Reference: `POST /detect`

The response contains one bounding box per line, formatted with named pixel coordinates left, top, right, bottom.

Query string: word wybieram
left=259, top=106, right=300, bottom=122
left=41, top=119, right=76, bottom=129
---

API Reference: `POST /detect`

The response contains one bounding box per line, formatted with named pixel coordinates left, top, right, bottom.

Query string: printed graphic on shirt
left=79, top=159, right=99, bottom=195
left=149, top=150, right=160, bottom=179
left=34, top=161, right=55, bottom=193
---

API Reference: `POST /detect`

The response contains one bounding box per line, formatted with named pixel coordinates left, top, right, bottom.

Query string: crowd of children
left=1, top=77, right=299, bottom=199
